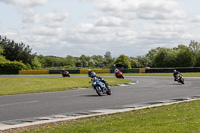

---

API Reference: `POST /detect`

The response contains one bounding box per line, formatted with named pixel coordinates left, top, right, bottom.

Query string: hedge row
left=0, top=61, right=27, bottom=71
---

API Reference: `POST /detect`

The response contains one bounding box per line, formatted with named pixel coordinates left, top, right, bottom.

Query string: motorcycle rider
left=90, top=72, right=99, bottom=83
left=90, top=71, right=108, bottom=86
left=90, top=71, right=101, bottom=79
left=88, top=69, right=92, bottom=77
left=90, top=71, right=111, bottom=95
left=61, top=69, right=69, bottom=77
left=114, top=68, right=120, bottom=75
left=114, top=68, right=122, bottom=78
left=173, top=69, right=180, bottom=81
left=62, top=69, right=66, bottom=74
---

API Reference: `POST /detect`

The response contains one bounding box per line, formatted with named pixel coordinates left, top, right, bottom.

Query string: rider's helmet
left=173, top=69, right=176, bottom=73
left=88, top=69, right=91, bottom=72
left=91, top=72, right=96, bottom=77
left=115, top=68, right=119, bottom=73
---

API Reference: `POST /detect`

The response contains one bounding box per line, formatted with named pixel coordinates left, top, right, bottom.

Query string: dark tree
left=0, top=36, right=35, bottom=64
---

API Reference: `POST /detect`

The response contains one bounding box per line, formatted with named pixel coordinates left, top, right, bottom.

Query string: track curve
left=0, top=76, right=200, bottom=123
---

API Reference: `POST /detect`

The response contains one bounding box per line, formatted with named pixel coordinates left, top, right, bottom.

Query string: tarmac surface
left=0, top=75, right=200, bottom=130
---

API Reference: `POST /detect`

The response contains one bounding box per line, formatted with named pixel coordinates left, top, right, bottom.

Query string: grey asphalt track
left=0, top=75, right=200, bottom=123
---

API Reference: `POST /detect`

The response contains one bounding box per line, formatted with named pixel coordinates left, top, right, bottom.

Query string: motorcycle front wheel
left=95, top=85, right=103, bottom=96
left=105, top=82, right=111, bottom=95
left=180, top=79, right=184, bottom=84
left=106, top=86, right=111, bottom=95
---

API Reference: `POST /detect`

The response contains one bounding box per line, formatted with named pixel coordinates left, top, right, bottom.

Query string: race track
left=0, top=76, right=200, bottom=125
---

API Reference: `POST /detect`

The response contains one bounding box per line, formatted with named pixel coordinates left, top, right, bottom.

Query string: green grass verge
left=21, top=100, right=200, bottom=133
left=0, top=77, right=131, bottom=95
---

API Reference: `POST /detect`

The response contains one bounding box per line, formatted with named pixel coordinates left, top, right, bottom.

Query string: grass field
left=0, top=77, right=131, bottom=95
left=19, top=100, right=200, bottom=133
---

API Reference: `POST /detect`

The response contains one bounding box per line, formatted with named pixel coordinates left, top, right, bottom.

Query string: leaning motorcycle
left=61, top=71, right=70, bottom=77
left=89, top=77, right=111, bottom=96
left=115, top=72, right=124, bottom=79
left=175, top=73, right=184, bottom=84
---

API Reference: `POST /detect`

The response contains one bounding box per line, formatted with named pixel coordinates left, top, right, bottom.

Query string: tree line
left=0, top=35, right=200, bottom=70
left=146, top=40, right=200, bottom=67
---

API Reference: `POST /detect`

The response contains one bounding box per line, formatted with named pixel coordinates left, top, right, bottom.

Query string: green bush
left=114, top=54, right=132, bottom=69
left=0, top=61, right=27, bottom=71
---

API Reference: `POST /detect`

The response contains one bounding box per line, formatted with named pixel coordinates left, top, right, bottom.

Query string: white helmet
left=91, top=72, right=96, bottom=77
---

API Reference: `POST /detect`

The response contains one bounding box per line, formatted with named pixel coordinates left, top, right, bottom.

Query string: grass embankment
left=0, top=77, right=131, bottom=95
left=20, top=100, right=200, bottom=133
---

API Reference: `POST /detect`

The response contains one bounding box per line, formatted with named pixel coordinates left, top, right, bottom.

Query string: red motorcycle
left=175, top=73, right=184, bottom=84
left=61, top=71, right=70, bottom=77
left=115, top=71, right=124, bottom=79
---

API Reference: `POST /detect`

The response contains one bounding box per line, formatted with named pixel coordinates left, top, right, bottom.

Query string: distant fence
left=19, top=70, right=49, bottom=74
left=49, top=70, right=80, bottom=74
left=1, top=68, right=200, bottom=75
left=110, top=69, right=140, bottom=73
left=0, top=70, right=19, bottom=74
left=145, top=67, right=200, bottom=73
left=80, top=69, right=110, bottom=74
left=145, top=68, right=174, bottom=73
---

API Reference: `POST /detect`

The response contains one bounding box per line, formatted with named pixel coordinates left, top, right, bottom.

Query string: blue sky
left=1, top=0, right=200, bottom=57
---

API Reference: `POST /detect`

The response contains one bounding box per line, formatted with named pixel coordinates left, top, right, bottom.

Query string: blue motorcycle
left=89, top=77, right=111, bottom=96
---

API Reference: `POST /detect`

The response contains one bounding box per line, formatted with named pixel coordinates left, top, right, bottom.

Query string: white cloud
left=20, top=8, right=40, bottom=24
left=89, top=0, right=186, bottom=23
left=30, top=27, right=63, bottom=37
left=191, top=15, right=200, bottom=23
left=87, top=12, right=99, bottom=18
left=43, top=9, right=69, bottom=28
left=95, top=16, right=124, bottom=27
left=2, top=0, right=200, bottom=57
left=0, top=0, right=48, bottom=7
